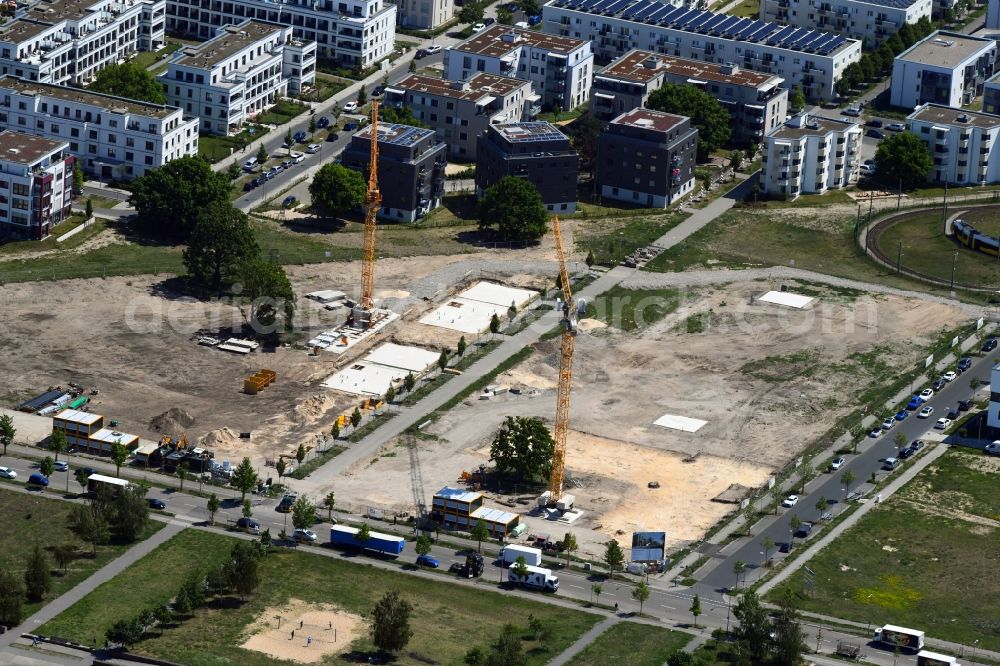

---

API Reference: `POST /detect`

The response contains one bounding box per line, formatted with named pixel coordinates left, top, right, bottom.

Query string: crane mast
left=548, top=215, right=578, bottom=501
left=359, top=98, right=381, bottom=314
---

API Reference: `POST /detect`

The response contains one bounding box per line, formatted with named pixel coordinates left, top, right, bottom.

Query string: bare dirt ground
left=241, top=598, right=363, bottom=664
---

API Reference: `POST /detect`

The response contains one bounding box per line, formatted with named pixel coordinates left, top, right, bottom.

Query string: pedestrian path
left=546, top=615, right=618, bottom=666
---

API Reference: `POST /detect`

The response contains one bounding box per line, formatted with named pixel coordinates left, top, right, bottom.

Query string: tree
left=490, top=313, right=501, bottom=336
left=497, top=6, right=513, bottom=24
left=24, top=545, right=52, bottom=601
left=489, top=416, right=555, bottom=481
left=743, top=504, right=755, bottom=536
left=875, top=131, right=932, bottom=190
left=561, top=532, right=578, bottom=567
left=512, top=555, right=529, bottom=579
left=667, top=651, right=693, bottom=666
left=53, top=543, right=75, bottom=573
left=111, top=440, right=129, bottom=477
left=690, top=593, right=702, bottom=627
left=231, top=457, right=258, bottom=502
left=115, top=485, right=151, bottom=543
left=73, top=161, right=85, bottom=191
left=291, top=494, right=317, bottom=530
left=173, top=586, right=193, bottom=615
left=465, top=646, right=487, bottom=665
left=242, top=499, right=253, bottom=519
left=730, top=150, right=744, bottom=172
left=815, top=496, right=827, bottom=516
left=330, top=422, right=341, bottom=439
left=438, top=349, right=449, bottom=371
left=478, top=177, right=548, bottom=242
left=309, top=163, right=366, bottom=217
left=296, top=443, right=307, bottom=466
left=733, top=590, right=772, bottom=661
left=591, top=582, right=602, bottom=605
left=772, top=590, right=806, bottom=666
left=564, top=112, right=604, bottom=177
left=835, top=77, right=851, bottom=98
left=632, top=580, right=651, bottom=614
left=648, top=82, right=731, bottom=158
left=50, top=429, right=67, bottom=462
left=415, top=534, right=432, bottom=565
left=256, top=143, right=268, bottom=165
left=357, top=87, right=368, bottom=105
left=227, top=541, right=261, bottom=600
left=236, top=258, right=294, bottom=331
left=0, top=414, right=14, bottom=456
left=404, top=372, right=416, bottom=393
left=789, top=514, right=802, bottom=546
left=733, top=559, right=746, bottom=590
left=604, top=539, right=625, bottom=575
left=789, top=85, right=807, bottom=110
left=350, top=407, right=363, bottom=428
left=485, top=623, right=525, bottom=666
left=91, top=62, right=166, bottom=104
left=309, top=116, right=317, bottom=135
left=0, top=568, right=24, bottom=627
left=585, top=249, right=595, bottom=268
left=183, top=203, right=259, bottom=294
left=207, top=494, right=221, bottom=525
left=69, top=504, right=109, bottom=554
left=106, top=618, right=145, bottom=649
left=385, top=385, right=396, bottom=403
left=357, top=522, right=372, bottom=544
left=380, top=105, right=428, bottom=128
left=371, top=589, right=413, bottom=655
left=153, top=606, right=171, bottom=634
left=471, top=519, right=490, bottom=553
left=459, top=3, right=484, bottom=23
left=128, top=156, right=231, bottom=240
left=841, top=469, right=856, bottom=495
left=507, top=304, right=517, bottom=321
left=323, top=491, right=336, bottom=522
left=275, top=458, right=287, bottom=481
left=40, top=456, right=54, bottom=479
left=226, top=162, right=242, bottom=181
left=761, top=536, right=776, bottom=566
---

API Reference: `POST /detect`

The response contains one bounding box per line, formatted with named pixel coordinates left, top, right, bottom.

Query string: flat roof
left=0, top=75, right=177, bottom=118
left=0, top=129, right=66, bottom=164
left=907, top=103, right=1000, bottom=130
left=25, top=0, right=101, bottom=23
left=53, top=408, right=102, bottom=425
left=471, top=506, right=519, bottom=524
left=769, top=114, right=857, bottom=140
left=896, top=31, right=995, bottom=68
left=611, top=107, right=687, bottom=132
left=419, top=281, right=537, bottom=333
left=356, top=122, right=435, bottom=147
left=460, top=281, right=536, bottom=307
left=493, top=121, right=568, bottom=142
left=653, top=414, right=708, bottom=432
left=174, top=20, right=284, bottom=69
left=0, top=19, right=57, bottom=43
left=321, top=362, right=406, bottom=396
left=434, top=486, right=483, bottom=502
left=396, top=72, right=527, bottom=102
left=452, top=23, right=585, bottom=58
left=363, top=342, right=440, bottom=373
left=599, top=49, right=777, bottom=88
left=90, top=428, right=138, bottom=444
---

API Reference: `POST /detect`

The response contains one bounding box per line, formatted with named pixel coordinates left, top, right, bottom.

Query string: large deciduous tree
left=647, top=82, right=732, bottom=157
left=875, top=131, right=933, bottom=190
left=183, top=203, right=260, bottom=294
left=236, top=259, right=295, bottom=332
left=371, top=589, right=413, bottom=655
left=478, top=177, right=548, bottom=242
left=488, top=416, right=554, bottom=481
left=129, top=156, right=231, bottom=240
left=309, top=163, right=366, bottom=217
left=231, top=457, right=259, bottom=502
left=91, top=62, right=166, bottom=104
left=24, top=545, right=51, bottom=601
left=0, top=414, right=14, bottom=456
left=733, top=590, right=773, bottom=662
left=0, top=568, right=24, bottom=627
left=291, top=494, right=317, bottom=530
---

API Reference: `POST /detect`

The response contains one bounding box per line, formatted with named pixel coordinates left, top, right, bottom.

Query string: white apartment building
left=891, top=31, right=996, bottom=109
left=165, top=0, right=396, bottom=67
left=542, top=0, right=861, bottom=102
left=385, top=72, right=538, bottom=158
left=0, top=130, right=73, bottom=241
left=0, top=75, right=199, bottom=180
left=393, top=0, right=452, bottom=30
left=762, top=112, right=860, bottom=199
left=760, top=0, right=930, bottom=48
left=591, top=49, right=787, bottom=144
left=159, top=20, right=315, bottom=136
left=0, top=0, right=166, bottom=87
left=444, top=24, right=593, bottom=111
left=906, top=103, right=1000, bottom=185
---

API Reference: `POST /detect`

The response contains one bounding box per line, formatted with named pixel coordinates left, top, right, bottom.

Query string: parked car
left=866, top=128, right=885, bottom=139
left=781, top=494, right=800, bottom=507
left=898, top=447, right=915, bottom=460
left=283, top=195, right=298, bottom=208
left=830, top=456, right=846, bottom=470
left=935, top=418, right=952, bottom=430
left=906, top=395, right=924, bottom=410
left=425, top=44, right=443, bottom=55
left=27, top=473, right=49, bottom=487
left=343, top=101, right=358, bottom=112
left=920, top=388, right=935, bottom=400
left=528, top=14, right=542, bottom=24
left=306, top=143, right=321, bottom=154
left=317, top=116, right=330, bottom=129
left=778, top=541, right=793, bottom=553
left=236, top=517, right=261, bottom=533
left=881, top=417, right=895, bottom=431
left=869, top=427, right=883, bottom=438
left=860, top=164, right=875, bottom=176
left=843, top=107, right=861, bottom=117
left=883, top=457, right=900, bottom=470
left=794, top=522, right=813, bottom=538
left=910, top=439, right=925, bottom=450
left=0, top=466, right=17, bottom=479
left=243, top=180, right=257, bottom=192
left=326, top=131, right=339, bottom=142
left=887, top=122, right=905, bottom=131
left=147, top=498, right=166, bottom=509
left=918, top=406, right=934, bottom=418
left=472, top=22, right=486, bottom=31
left=894, top=410, right=908, bottom=421
left=958, top=399, right=972, bottom=411
left=414, top=48, right=428, bottom=59
left=958, top=357, right=973, bottom=371
left=53, top=461, right=69, bottom=472
left=282, top=159, right=293, bottom=169
left=484, top=16, right=496, bottom=25
left=291, top=151, right=304, bottom=163
left=293, top=130, right=307, bottom=143
left=344, top=122, right=358, bottom=132
left=294, top=528, right=318, bottom=543
left=943, top=371, right=957, bottom=382
left=932, top=378, right=946, bottom=391
left=372, top=85, right=385, bottom=97
left=982, top=337, right=997, bottom=352
left=985, top=441, right=1000, bottom=455
left=416, top=554, right=440, bottom=568
left=947, top=407, right=959, bottom=419
left=866, top=119, right=883, bottom=128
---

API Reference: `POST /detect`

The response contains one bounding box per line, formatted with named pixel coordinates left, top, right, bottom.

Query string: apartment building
left=0, top=130, right=72, bottom=240
left=159, top=20, right=315, bottom=135
left=988, top=0, right=1000, bottom=29
left=443, top=24, right=593, bottom=111
left=475, top=122, right=580, bottom=213
left=0, top=75, right=199, bottom=179
left=983, top=71, right=1000, bottom=114
left=591, top=49, right=787, bottom=144
left=341, top=122, right=446, bottom=221
left=760, top=0, right=930, bottom=48
left=890, top=31, right=996, bottom=109
left=541, top=0, right=861, bottom=102
left=392, top=0, right=452, bottom=30
left=165, top=0, right=396, bottom=67
left=0, top=0, right=166, bottom=87
left=595, top=108, right=697, bottom=207
left=384, top=72, right=538, bottom=159
left=761, top=112, right=860, bottom=199
left=906, top=103, right=1000, bottom=185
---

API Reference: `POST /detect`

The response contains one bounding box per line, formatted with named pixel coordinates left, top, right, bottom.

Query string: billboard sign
left=631, top=532, right=666, bottom=562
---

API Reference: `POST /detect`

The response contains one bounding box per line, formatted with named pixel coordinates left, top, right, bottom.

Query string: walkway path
left=546, top=615, right=619, bottom=666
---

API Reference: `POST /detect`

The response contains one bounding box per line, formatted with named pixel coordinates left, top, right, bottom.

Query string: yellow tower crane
left=548, top=215, right=581, bottom=503
left=356, top=98, right=381, bottom=327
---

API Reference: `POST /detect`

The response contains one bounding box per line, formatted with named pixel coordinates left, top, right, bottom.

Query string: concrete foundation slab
left=322, top=362, right=407, bottom=396
left=653, top=414, right=708, bottom=433
left=758, top=290, right=814, bottom=309
left=363, top=342, right=440, bottom=373
left=309, top=310, right=399, bottom=354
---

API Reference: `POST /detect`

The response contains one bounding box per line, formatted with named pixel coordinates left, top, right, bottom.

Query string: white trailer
left=917, top=651, right=960, bottom=666
left=874, top=625, right=925, bottom=651
left=500, top=544, right=542, bottom=567
left=508, top=565, right=559, bottom=592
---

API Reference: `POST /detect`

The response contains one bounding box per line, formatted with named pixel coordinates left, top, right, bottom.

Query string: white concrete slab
left=363, top=342, right=439, bottom=373
left=653, top=414, right=708, bottom=433
left=312, top=310, right=399, bottom=355
left=461, top=282, right=535, bottom=308
left=322, top=362, right=406, bottom=396
left=758, top=291, right=814, bottom=309
left=419, top=297, right=507, bottom=334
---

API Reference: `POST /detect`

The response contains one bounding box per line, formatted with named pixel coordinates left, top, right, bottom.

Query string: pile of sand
left=199, top=427, right=241, bottom=448
left=148, top=408, right=196, bottom=434
left=241, top=598, right=364, bottom=664
left=294, top=394, right=336, bottom=422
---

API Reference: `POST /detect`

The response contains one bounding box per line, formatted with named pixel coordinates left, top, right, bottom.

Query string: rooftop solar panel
left=590, top=0, right=616, bottom=12
left=824, top=34, right=847, bottom=54
left=805, top=33, right=831, bottom=51
left=711, top=15, right=740, bottom=34
left=747, top=23, right=773, bottom=41
left=688, top=11, right=713, bottom=29
left=700, top=13, right=727, bottom=32
left=643, top=2, right=671, bottom=21
left=649, top=4, right=677, bottom=22
left=735, top=19, right=761, bottom=38
left=766, top=25, right=795, bottom=44
left=790, top=30, right=816, bottom=47
left=604, top=0, right=634, bottom=14
left=621, top=0, right=655, bottom=19
left=668, top=8, right=696, bottom=26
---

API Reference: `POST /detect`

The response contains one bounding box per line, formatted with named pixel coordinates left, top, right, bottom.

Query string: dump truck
left=329, top=525, right=405, bottom=556
left=500, top=544, right=542, bottom=567
left=508, top=565, right=559, bottom=592
left=873, top=625, right=924, bottom=651
left=917, top=651, right=960, bottom=666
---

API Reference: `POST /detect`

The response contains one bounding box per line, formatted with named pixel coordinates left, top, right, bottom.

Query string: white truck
left=501, top=544, right=542, bottom=567
left=873, top=625, right=925, bottom=651
left=508, top=565, right=559, bottom=592
left=917, top=651, right=960, bottom=666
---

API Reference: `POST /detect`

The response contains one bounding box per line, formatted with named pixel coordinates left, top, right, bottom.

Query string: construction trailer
left=20, top=389, right=67, bottom=413
left=86, top=428, right=140, bottom=455
left=52, top=409, right=104, bottom=450
left=431, top=486, right=520, bottom=537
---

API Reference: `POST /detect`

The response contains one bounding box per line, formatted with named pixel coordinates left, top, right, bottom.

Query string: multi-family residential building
left=541, top=0, right=862, bottom=102
left=890, top=31, right=996, bottom=109
left=383, top=72, right=538, bottom=159
left=0, top=129, right=72, bottom=240
left=0, top=75, right=199, bottom=179
left=906, top=103, right=1000, bottom=185
left=760, top=0, right=930, bottom=48
left=475, top=122, right=580, bottom=213
left=443, top=24, right=593, bottom=111
left=341, top=122, right=446, bottom=221
left=761, top=112, right=860, bottom=199
left=391, top=0, right=452, bottom=29
left=988, top=0, right=1000, bottom=29
left=158, top=20, right=315, bottom=136
left=983, top=71, right=1000, bottom=114
left=165, top=0, right=396, bottom=66
left=595, top=108, right=697, bottom=207
left=591, top=49, right=787, bottom=144
left=0, top=0, right=166, bottom=86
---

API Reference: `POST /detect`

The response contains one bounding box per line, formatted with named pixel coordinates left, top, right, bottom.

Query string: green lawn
left=296, top=74, right=350, bottom=103
left=199, top=125, right=268, bottom=164
left=0, top=489, right=164, bottom=620
left=767, top=448, right=1000, bottom=651
left=574, top=213, right=687, bottom=266
left=762, top=190, right=856, bottom=208
left=41, top=529, right=602, bottom=665
left=257, top=100, right=310, bottom=126
left=726, top=0, right=760, bottom=18
left=585, top=285, right=680, bottom=332
left=570, top=622, right=691, bottom=666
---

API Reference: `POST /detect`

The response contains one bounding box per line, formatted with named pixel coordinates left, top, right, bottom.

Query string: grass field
left=40, top=530, right=602, bottom=664
left=768, top=448, right=1000, bottom=650
left=0, top=489, right=164, bottom=619
left=574, top=213, right=686, bottom=266
left=571, top=622, right=691, bottom=666
left=585, top=285, right=680, bottom=332
left=258, top=100, right=310, bottom=126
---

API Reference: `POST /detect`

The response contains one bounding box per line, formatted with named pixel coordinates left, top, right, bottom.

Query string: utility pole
left=950, top=251, right=958, bottom=290
left=897, top=240, right=902, bottom=273
left=942, top=181, right=949, bottom=224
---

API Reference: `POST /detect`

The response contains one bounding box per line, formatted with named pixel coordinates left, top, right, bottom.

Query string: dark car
left=27, top=473, right=49, bottom=487
left=293, top=130, right=307, bottom=143
left=372, top=85, right=385, bottom=97
left=794, top=522, right=814, bottom=538
left=283, top=195, right=297, bottom=208
left=911, top=439, right=925, bottom=450
left=866, top=128, right=885, bottom=139
left=326, top=131, right=339, bottom=142
left=866, top=119, right=883, bottom=128
left=484, top=16, right=495, bottom=25
left=415, top=48, right=428, bottom=59
left=147, top=498, right=166, bottom=509
left=898, top=446, right=915, bottom=459
left=947, top=407, right=959, bottom=419
left=778, top=541, right=793, bottom=553
left=958, top=357, right=973, bottom=371
left=932, top=378, right=946, bottom=391
left=528, top=14, right=542, bottom=24
left=344, top=122, right=358, bottom=132
left=317, top=116, right=330, bottom=129
left=982, top=337, right=997, bottom=352
left=243, top=180, right=257, bottom=191
left=958, top=399, right=972, bottom=412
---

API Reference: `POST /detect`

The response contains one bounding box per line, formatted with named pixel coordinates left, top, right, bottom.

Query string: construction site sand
left=241, top=598, right=363, bottom=664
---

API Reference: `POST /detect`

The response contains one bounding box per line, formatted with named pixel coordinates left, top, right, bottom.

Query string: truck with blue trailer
left=330, top=525, right=405, bottom=556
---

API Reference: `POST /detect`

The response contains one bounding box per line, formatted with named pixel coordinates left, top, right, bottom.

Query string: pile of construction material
left=244, top=369, right=277, bottom=395
left=621, top=245, right=665, bottom=268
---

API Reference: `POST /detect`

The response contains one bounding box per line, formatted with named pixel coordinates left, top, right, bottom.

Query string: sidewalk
left=546, top=616, right=619, bottom=666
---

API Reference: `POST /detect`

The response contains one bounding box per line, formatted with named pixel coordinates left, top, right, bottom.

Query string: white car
left=472, top=22, right=486, bottom=31
left=343, top=101, right=358, bottom=112
left=920, top=388, right=934, bottom=400
left=887, top=122, right=906, bottom=131
left=934, top=418, right=952, bottom=430
left=781, top=495, right=800, bottom=508
left=290, top=151, right=304, bottom=164
left=918, top=406, right=934, bottom=418
left=830, top=457, right=846, bottom=470
left=0, top=466, right=17, bottom=479
left=881, top=418, right=895, bottom=431
left=842, top=107, right=861, bottom=117
left=859, top=164, right=875, bottom=175
left=306, top=143, right=321, bottom=154
left=985, top=441, right=1000, bottom=455
left=294, top=528, right=318, bottom=543
left=942, top=371, right=957, bottom=382
left=53, top=461, right=69, bottom=472
left=425, top=44, right=443, bottom=55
